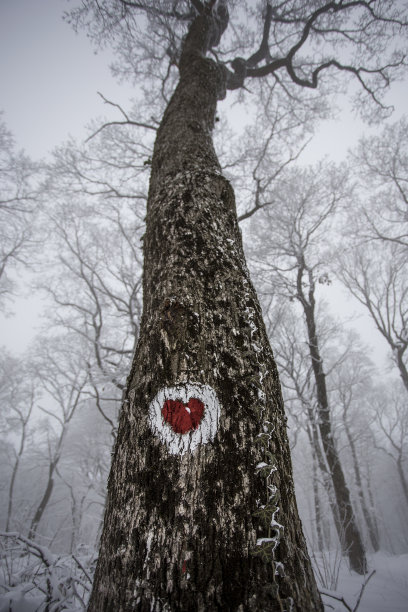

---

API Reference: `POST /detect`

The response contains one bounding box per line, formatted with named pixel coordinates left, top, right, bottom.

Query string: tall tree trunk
left=305, top=421, right=340, bottom=550
left=366, top=470, right=380, bottom=539
left=342, top=416, right=380, bottom=551
left=297, top=263, right=367, bottom=574
left=6, top=454, right=22, bottom=532
left=6, top=399, right=33, bottom=531
left=311, top=453, right=324, bottom=551
left=305, top=407, right=343, bottom=542
left=28, top=419, right=69, bottom=540
left=88, top=13, right=322, bottom=612
left=28, top=461, right=56, bottom=540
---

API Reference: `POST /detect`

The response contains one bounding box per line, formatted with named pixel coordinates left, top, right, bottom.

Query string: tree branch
left=85, top=92, right=157, bottom=142
left=226, top=0, right=407, bottom=107
left=247, top=3, right=273, bottom=67
left=119, top=0, right=194, bottom=20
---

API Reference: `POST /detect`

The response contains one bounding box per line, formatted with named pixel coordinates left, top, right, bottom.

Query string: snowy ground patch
left=316, top=551, right=408, bottom=612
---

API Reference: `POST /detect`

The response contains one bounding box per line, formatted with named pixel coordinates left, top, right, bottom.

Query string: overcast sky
left=0, top=0, right=405, bottom=369
left=0, top=0, right=133, bottom=157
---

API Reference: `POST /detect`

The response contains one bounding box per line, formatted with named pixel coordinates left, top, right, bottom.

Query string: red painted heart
left=161, top=398, right=205, bottom=435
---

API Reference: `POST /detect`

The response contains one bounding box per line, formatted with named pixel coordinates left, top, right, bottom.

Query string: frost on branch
left=0, top=532, right=94, bottom=611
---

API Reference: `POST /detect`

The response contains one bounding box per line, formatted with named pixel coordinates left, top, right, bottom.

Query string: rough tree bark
left=297, top=259, right=367, bottom=574
left=88, top=10, right=322, bottom=612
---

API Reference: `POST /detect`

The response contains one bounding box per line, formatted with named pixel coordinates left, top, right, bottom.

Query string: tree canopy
left=66, top=0, right=408, bottom=120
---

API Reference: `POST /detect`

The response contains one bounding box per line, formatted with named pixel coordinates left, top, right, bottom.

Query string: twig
left=72, top=554, right=93, bottom=585
left=321, top=569, right=376, bottom=612
left=321, top=591, right=353, bottom=612
left=85, top=93, right=157, bottom=142
left=354, top=570, right=376, bottom=611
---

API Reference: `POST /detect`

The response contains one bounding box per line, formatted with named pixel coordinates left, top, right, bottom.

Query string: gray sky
left=0, top=0, right=132, bottom=157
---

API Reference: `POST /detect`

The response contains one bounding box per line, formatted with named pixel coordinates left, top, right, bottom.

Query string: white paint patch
left=148, top=383, right=220, bottom=455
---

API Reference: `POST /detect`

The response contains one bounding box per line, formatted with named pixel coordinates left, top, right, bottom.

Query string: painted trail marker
left=161, top=398, right=204, bottom=434
left=148, top=383, right=220, bottom=455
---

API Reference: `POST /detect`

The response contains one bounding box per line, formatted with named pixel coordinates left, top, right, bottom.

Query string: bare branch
left=247, top=3, right=273, bottom=67
left=119, top=0, right=194, bottom=20
left=85, top=92, right=158, bottom=142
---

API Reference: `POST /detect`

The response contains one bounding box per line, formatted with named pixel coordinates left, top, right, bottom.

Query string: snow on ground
left=0, top=550, right=407, bottom=611
left=318, top=552, right=408, bottom=612
left=0, top=596, right=42, bottom=612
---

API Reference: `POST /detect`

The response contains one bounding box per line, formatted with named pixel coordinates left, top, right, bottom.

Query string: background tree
left=329, top=342, right=380, bottom=551
left=27, top=336, right=89, bottom=541
left=42, top=133, right=146, bottom=390
left=371, top=383, right=408, bottom=507
left=340, top=244, right=408, bottom=391
left=262, top=305, right=342, bottom=553
left=0, top=114, right=39, bottom=307
left=0, top=352, right=36, bottom=532
left=341, top=118, right=408, bottom=392
left=349, top=117, right=408, bottom=249
left=249, top=161, right=368, bottom=572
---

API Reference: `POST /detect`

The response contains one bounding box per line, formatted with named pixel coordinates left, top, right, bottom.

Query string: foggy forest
left=1, top=1, right=408, bottom=611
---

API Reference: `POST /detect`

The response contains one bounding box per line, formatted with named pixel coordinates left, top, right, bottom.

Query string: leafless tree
left=54, top=399, right=116, bottom=552
left=340, top=246, right=408, bottom=392
left=41, top=208, right=142, bottom=391
left=264, top=305, right=343, bottom=551
left=249, top=162, right=368, bottom=572
left=0, top=114, right=39, bottom=307
left=0, top=353, right=36, bottom=531
left=27, top=337, right=89, bottom=541
left=340, top=116, right=408, bottom=391
left=371, top=384, right=408, bottom=507
left=330, top=345, right=380, bottom=551
left=349, top=116, right=408, bottom=249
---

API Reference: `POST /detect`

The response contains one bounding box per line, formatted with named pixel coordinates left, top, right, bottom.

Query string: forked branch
left=226, top=0, right=407, bottom=108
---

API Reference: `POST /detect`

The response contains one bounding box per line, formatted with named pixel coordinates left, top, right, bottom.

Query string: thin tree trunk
left=28, top=380, right=83, bottom=540
left=342, top=417, right=379, bottom=551
left=397, top=456, right=408, bottom=506
left=6, top=454, right=22, bottom=532
left=297, top=263, right=367, bottom=574
left=312, top=454, right=324, bottom=551
left=28, top=461, right=57, bottom=540
left=28, top=418, right=70, bottom=539
left=306, top=409, right=343, bottom=542
left=366, top=470, right=380, bottom=539
left=396, top=348, right=408, bottom=394
left=88, top=12, right=322, bottom=612
left=6, top=400, right=33, bottom=531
